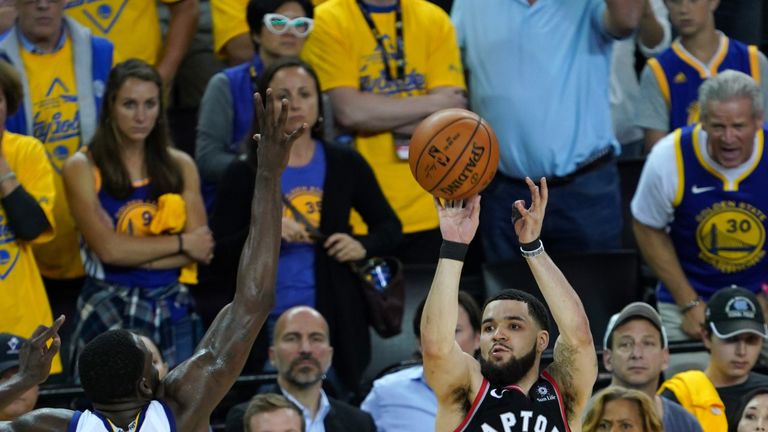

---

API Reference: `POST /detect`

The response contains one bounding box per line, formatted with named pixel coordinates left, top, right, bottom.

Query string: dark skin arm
left=159, top=91, right=304, bottom=431
left=0, top=319, right=75, bottom=431
left=0, top=317, right=63, bottom=411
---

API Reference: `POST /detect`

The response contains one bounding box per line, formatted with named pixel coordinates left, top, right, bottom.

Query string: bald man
left=226, top=306, right=374, bottom=432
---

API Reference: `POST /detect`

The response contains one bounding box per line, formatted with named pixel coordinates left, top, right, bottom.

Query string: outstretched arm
left=162, top=91, right=304, bottom=431
left=0, top=317, right=63, bottom=411
left=421, top=197, right=482, bottom=423
left=513, top=178, right=597, bottom=427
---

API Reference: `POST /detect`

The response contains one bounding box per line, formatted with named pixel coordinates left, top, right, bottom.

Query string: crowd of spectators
left=0, top=0, right=767, bottom=430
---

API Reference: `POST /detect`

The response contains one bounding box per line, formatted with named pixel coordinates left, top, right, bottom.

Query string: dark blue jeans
left=479, top=162, right=622, bottom=262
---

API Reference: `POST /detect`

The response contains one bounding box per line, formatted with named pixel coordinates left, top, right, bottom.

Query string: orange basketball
left=409, top=108, right=500, bottom=200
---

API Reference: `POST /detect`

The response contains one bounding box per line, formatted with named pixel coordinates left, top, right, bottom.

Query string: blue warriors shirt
left=658, top=125, right=768, bottom=303
left=273, top=143, right=326, bottom=319
left=456, top=371, right=570, bottom=432
left=83, top=174, right=178, bottom=288
left=648, top=36, right=760, bottom=130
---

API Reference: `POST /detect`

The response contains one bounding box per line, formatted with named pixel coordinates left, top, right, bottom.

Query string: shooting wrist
left=520, top=238, right=544, bottom=258
left=440, top=240, right=468, bottom=262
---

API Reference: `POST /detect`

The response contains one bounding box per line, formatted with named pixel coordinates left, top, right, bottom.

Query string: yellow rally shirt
left=0, top=132, right=61, bottom=373
left=64, top=0, right=175, bottom=65
left=301, top=0, right=465, bottom=233
left=21, top=39, right=85, bottom=279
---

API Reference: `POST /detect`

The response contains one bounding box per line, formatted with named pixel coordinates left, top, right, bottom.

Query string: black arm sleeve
left=1, top=185, right=51, bottom=241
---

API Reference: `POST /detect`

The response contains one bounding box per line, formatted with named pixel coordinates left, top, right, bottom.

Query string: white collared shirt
left=281, top=387, right=331, bottom=432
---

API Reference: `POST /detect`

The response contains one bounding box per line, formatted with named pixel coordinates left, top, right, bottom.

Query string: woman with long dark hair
left=64, top=59, right=214, bottom=371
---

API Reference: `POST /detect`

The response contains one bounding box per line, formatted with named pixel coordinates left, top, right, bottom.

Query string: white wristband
left=520, top=241, right=545, bottom=258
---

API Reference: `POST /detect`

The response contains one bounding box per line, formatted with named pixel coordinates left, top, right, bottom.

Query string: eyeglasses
left=263, top=13, right=314, bottom=38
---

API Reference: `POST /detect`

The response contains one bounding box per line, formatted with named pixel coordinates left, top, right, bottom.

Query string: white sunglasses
left=263, top=13, right=314, bottom=37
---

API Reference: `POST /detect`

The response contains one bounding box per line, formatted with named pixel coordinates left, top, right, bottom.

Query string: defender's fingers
left=275, top=98, right=290, bottom=129
left=285, top=123, right=308, bottom=145
left=265, top=88, right=275, bottom=127
left=254, top=92, right=266, bottom=133
left=30, top=316, right=64, bottom=346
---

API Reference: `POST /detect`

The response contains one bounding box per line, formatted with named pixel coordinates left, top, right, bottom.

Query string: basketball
left=408, top=108, right=499, bottom=200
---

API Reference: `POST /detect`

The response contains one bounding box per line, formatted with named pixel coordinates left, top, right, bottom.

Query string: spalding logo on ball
left=408, top=108, right=499, bottom=200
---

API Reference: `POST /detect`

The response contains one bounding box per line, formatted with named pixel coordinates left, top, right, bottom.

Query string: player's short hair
left=413, top=291, right=482, bottom=340
left=79, top=330, right=146, bottom=404
left=246, top=0, right=314, bottom=38
left=699, top=70, right=763, bottom=120
left=483, top=289, right=551, bottom=333
left=0, top=61, right=23, bottom=115
left=243, top=393, right=305, bottom=432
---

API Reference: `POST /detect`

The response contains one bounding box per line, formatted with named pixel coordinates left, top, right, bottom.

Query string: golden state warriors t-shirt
left=273, top=143, right=326, bottom=319
left=302, top=0, right=465, bottom=234
left=20, top=38, right=85, bottom=279
left=0, top=132, right=61, bottom=373
left=64, top=0, right=177, bottom=65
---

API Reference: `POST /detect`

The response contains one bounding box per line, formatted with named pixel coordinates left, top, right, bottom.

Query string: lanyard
left=356, top=0, right=405, bottom=84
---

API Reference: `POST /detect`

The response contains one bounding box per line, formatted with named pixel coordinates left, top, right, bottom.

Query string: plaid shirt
left=70, top=277, right=202, bottom=374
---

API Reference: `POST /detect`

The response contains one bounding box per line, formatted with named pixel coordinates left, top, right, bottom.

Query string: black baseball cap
left=603, top=302, right=668, bottom=349
left=706, top=286, right=768, bottom=339
left=0, top=333, right=26, bottom=375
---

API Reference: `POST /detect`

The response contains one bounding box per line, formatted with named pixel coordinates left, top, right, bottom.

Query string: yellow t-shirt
left=211, top=0, right=327, bottom=58
left=301, top=0, right=465, bottom=233
left=64, top=0, right=174, bottom=65
left=0, top=132, right=61, bottom=374
left=20, top=40, right=85, bottom=280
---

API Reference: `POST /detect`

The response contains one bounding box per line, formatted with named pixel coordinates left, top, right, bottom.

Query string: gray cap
left=603, top=302, right=668, bottom=349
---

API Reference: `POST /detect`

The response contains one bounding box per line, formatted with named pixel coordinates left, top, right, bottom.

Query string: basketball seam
left=426, top=116, right=482, bottom=194
left=462, top=122, right=495, bottom=198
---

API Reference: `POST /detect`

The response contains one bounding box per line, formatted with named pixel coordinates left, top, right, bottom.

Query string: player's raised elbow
left=567, top=319, right=594, bottom=348
left=420, top=331, right=454, bottom=360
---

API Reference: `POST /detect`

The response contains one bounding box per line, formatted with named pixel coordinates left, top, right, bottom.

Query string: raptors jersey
left=68, top=400, right=177, bottom=431
left=456, top=371, right=570, bottom=432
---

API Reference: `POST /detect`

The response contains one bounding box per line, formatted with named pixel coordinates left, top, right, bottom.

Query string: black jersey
left=455, top=370, right=570, bottom=432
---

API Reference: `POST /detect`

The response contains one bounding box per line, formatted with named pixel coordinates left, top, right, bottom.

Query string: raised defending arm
left=161, top=90, right=305, bottom=431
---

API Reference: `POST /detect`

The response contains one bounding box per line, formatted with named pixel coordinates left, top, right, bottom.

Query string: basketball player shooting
left=0, top=90, right=305, bottom=432
left=421, top=178, right=597, bottom=432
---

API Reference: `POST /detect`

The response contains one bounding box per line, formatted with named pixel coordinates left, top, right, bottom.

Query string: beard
left=284, top=353, right=325, bottom=389
left=479, top=342, right=538, bottom=387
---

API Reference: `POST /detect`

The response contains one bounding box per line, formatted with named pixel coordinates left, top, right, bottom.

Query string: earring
left=317, top=116, right=324, bottom=123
